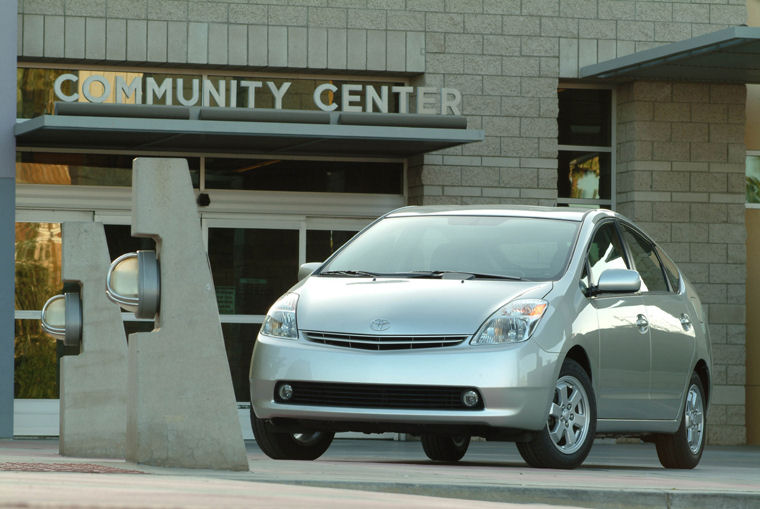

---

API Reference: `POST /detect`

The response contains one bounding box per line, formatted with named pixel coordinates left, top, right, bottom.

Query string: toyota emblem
left=370, top=319, right=391, bottom=331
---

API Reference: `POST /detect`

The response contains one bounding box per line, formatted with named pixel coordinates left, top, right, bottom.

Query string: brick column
left=617, top=81, right=747, bottom=445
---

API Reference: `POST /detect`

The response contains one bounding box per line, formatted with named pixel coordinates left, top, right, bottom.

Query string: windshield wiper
left=406, top=270, right=523, bottom=281
left=319, top=270, right=379, bottom=278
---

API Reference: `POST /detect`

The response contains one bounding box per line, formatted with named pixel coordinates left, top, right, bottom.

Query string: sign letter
left=391, top=86, right=414, bottom=114
left=146, top=77, right=173, bottom=105
left=313, top=83, right=338, bottom=112
left=441, top=88, right=462, bottom=115
left=82, top=75, right=112, bottom=103
left=54, top=74, right=79, bottom=102
left=115, top=76, right=143, bottom=104
left=267, top=81, right=291, bottom=110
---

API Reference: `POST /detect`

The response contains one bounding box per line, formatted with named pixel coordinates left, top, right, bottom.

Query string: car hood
left=295, top=277, right=553, bottom=336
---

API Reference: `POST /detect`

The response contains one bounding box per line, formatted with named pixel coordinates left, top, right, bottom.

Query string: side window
left=585, top=222, right=628, bottom=287
left=656, top=246, right=681, bottom=293
left=620, top=226, right=668, bottom=293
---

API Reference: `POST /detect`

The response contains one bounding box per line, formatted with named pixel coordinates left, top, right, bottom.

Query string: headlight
left=471, top=299, right=548, bottom=345
left=260, top=293, right=299, bottom=339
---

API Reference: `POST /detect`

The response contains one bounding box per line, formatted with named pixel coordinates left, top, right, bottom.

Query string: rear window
left=321, top=215, right=580, bottom=281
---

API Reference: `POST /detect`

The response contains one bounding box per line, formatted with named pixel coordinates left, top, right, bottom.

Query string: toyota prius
left=249, top=206, right=711, bottom=469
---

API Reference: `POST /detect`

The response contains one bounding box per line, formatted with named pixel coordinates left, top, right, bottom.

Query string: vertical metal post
left=0, top=0, right=18, bottom=438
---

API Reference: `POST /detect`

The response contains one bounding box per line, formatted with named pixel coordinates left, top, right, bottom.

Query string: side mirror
left=596, top=269, right=641, bottom=294
left=298, top=262, right=322, bottom=281
left=106, top=250, right=160, bottom=319
left=41, top=292, right=82, bottom=347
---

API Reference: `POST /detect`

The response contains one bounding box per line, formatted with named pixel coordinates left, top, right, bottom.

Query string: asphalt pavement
left=0, top=438, right=759, bottom=508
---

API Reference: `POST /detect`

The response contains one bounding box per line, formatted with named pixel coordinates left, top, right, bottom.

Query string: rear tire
left=517, top=359, right=596, bottom=469
left=655, top=372, right=706, bottom=469
left=250, top=408, right=334, bottom=460
left=421, top=434, right=470, bottom=462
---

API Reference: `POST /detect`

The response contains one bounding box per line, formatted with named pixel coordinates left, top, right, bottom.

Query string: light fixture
left=106, top=250, right=160, bottom=319
left=41, top=292, right=82, bottom=348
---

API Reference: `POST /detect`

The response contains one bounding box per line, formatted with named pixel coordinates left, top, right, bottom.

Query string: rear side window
left=620, top=226, right=668, bottom=293
left=656, top=247, right=681, bottom=293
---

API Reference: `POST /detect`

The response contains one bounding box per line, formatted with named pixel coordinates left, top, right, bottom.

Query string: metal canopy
left=15, top=103, right=483, bottom=158
left=580, top=26, right=760, bottom=83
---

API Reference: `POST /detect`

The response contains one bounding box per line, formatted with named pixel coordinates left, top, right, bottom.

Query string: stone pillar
left=60, top=222, right=127, bottom=458
left=126, top=158, right=248, bottom=470
left=0, top=0, right=17, bottom=439
left=617, top=81, right=747, bottom=445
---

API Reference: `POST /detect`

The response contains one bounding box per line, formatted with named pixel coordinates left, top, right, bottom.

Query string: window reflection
left=221, top=323, right=259, bottom=401
left=14, top=319, right=60, bottom=399
left=306, top=230, right=358, bottom=263
left=14, top=222, right=63, bottom=399
left=205, top=157, right=402, bottom=194
left=208, top=228, right=299, bottom=315
left=16, top=152, right=200, bottom=187
left=558, top=151, right=610, bottom=200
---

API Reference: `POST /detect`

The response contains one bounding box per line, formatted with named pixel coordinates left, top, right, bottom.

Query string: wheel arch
left=565, top=345, right=592, bottom=381
left=694, top=359, right=710, bottom=406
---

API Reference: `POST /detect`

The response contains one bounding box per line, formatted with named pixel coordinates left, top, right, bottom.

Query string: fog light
left=278, top=384, right=294, bottom=401
left=462, top=390, right=479, bottom=408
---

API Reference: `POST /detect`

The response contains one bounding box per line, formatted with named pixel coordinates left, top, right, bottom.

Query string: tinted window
left=620, top=226, right=668, bottom=293
left=656, top=246, right=681, bottom=293
left=585, top=222, right=628, bottom=287
left=322, top=216, right=580, bottom=281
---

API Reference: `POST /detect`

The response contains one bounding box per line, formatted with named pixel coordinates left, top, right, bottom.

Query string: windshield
left=320, top=215, right=580, bottom=281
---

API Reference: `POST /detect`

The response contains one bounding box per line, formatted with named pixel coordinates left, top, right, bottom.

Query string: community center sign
left=53, top=74, right=463, bottom=115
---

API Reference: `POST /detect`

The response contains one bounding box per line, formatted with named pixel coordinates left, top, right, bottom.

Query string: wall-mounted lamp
left=106, top=250, right=160, bottom=319
left=41, top=292, right=82, bottom=347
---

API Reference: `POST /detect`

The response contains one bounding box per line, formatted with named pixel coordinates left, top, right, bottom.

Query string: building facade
left=5, top=0, right=755, bottom=445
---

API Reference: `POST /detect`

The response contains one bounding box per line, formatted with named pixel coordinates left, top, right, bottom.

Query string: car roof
left=386, top=205, right=617, bottom=223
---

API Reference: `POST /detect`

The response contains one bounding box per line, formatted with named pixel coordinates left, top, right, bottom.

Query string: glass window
left=747, top=155, right=760, bottom=203
left=306, top=230, right=358, bottom=263
left=16, top=152, right=200, bottom=187
left=558, top=151, right=611, bottom=200
left=17, top=66, right=405, bottom=116
left=204, top=157, right=403, bottom=194
left=558, top=88, right=611, bottom=146
left=321, top=216, right=580, bottom=281
left=221, top=323, right=259, bottom=401
left=557, top=87, right=613, bottom=208
left=657, top=246, right=681, bottom=293
left=620, top=226, right=668, bottom=293
left=585, top=222, right=628, bottom=287
left=208, top=228, right=299, bottom=315
left=14, top=222, right=63, bottom=398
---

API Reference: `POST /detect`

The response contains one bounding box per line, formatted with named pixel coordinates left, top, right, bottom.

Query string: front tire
left=421, top=434, right=470, bottom=462
left=655, top=372, right=706, bottom=469
left=517, top=359, right=596, bottom=469
left=250, top=409, right=334, bottom=460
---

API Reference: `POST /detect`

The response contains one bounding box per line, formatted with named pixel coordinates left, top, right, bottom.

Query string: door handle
left=636, top=314, right=649, bottom=334
left=680, top=313, right=692, bottom=331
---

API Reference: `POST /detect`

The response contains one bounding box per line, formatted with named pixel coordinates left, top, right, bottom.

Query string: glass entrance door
left=203, top=216, right=367, bottom=403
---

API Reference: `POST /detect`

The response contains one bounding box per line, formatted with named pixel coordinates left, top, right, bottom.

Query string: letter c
left=53, top=74, right=79, bottom=102
left=313, top=83, right=338, bottom=112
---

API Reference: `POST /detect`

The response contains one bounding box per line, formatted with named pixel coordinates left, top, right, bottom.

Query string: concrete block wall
left=616, top=81, right=747, bottom=445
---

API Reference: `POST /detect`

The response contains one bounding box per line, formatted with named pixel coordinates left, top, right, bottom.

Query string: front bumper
left=250, top=333, right=560, bottom=432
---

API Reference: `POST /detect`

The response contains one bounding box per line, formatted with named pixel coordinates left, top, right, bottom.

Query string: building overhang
left=580, top=26, right=760, bottom=83
left=15, top=103, right=484, bottom=158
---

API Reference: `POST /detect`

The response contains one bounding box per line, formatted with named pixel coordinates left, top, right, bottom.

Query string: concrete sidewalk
left=1, top=438, right=759, bottom=508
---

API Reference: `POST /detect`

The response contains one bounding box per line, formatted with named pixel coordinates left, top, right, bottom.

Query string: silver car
left=249, top=206, right=711, bottom=469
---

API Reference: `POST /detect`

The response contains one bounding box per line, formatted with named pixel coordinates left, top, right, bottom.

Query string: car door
left=619, top=225, right=695, bottom=420
left=584, top=221, right=652, bottom=419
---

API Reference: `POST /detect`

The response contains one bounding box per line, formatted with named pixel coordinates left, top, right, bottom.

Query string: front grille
left=275, top=381, right=484, bottom=411
left=303, top=331, right=467, bottom=350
